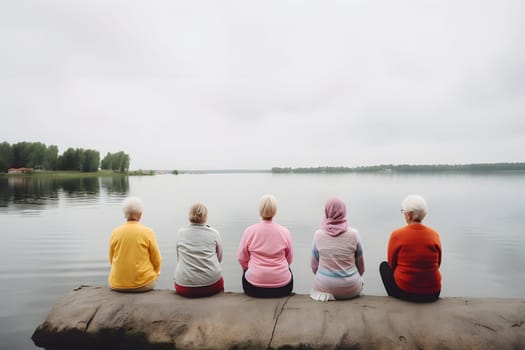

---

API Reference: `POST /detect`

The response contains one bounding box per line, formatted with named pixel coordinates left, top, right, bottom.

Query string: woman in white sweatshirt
left=174, top=202, right=224, bottom=298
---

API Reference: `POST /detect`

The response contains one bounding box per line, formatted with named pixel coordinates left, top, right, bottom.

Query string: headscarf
left=321, top=197, right=348, bottom=236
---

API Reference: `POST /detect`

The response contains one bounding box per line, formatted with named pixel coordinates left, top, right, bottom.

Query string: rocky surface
left=32, top=286, right=525, bottom=349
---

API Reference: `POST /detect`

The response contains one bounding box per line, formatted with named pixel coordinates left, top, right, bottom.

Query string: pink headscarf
left=321, top=197, right=348, bottom=236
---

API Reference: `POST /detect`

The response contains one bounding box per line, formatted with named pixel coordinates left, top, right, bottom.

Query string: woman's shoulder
left=389, top=225, right=410, bottom=240
left=392, top=225, right=412, bottom=235
left=344, top=227, right=362, bottom=243
left=180, top=223, right=219, bottom=234
left=275, top=222, right=292, bottom=235
left=246, top=220, right=286, bottom=230
left=421, top=224, right=440, bottom=239
left=137, top=222, right=155, bottom=233
left=203, top=224, right=220, bottom=236
left=244, top=222, right=261, bottom=232
left=313, top=228, right=325, bottom=237
left=345, top=226, right=359, bottom=236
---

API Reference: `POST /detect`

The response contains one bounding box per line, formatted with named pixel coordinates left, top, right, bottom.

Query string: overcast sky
left=1, top=1, right=524, bottom=170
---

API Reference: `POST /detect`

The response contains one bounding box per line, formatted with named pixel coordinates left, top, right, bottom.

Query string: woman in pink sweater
left=237, top=194, right=294, bottom=298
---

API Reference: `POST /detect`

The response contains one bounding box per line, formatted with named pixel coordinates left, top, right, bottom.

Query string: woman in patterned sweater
left=310, top=197, right=365, bottom=301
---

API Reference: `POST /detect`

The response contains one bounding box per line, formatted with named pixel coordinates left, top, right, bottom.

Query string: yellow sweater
left=108, top=221, right=162, bottom=289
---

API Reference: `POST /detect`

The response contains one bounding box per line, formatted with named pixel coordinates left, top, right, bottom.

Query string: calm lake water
left=1, top=172, right=525, bottom=349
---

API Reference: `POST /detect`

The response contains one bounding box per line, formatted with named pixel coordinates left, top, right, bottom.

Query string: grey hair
left=259, top=194, right=277, bottom=220
left=188, top=202, right=208, bottom=224
left=122, top=197, right=144, bottom=219
left=401, top=194, right=427, bottom=222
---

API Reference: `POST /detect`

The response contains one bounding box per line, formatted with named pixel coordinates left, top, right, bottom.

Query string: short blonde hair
left=189, top=202, right=208, bottom=224
left=401, top=194, right=427, bottom=222
left=122, top=197, right=144, bottom=219
left=259, top=194, right=277, bottom=220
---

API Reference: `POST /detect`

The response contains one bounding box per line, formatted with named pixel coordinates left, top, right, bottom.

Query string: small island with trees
left=0, top=141, right=130, bottom=175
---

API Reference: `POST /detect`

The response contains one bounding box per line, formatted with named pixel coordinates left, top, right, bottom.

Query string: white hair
left=401, top=194, right=427, bottom=222
left=122, top=197, right=144, bottom=219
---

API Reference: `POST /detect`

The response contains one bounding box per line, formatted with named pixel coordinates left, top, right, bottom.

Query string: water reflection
left=0, top=175, right=129, bottom=213
left=60, top=177, right=99, bottom=195
left=100, top=176, right=129, bottom=194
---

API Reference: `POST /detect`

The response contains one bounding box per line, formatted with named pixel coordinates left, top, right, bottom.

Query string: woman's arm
left=149, top=231, right=162, bottom=274
left=285, top=228, right=294, bottom=265
left=387, top=233, right=398, bottom=270
left=311, top=241, right=319, bottom=274
left=237, top=229, right=251, bottom=270
left=215, top=232, right=223, bottom=263
left=355, top=241, right=365, bottom=276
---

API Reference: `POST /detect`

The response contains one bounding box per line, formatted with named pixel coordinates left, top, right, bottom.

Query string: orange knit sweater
left=387, top=223, right=442, bottom=294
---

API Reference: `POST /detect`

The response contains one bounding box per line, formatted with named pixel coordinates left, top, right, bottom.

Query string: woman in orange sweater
left=380, top=194, right=442, bottom=302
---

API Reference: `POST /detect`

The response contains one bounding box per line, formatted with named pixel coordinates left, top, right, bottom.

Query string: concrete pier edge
left=32, top=285, right=525, bottom=350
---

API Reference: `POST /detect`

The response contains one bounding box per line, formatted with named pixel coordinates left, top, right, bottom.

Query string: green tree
left=0, top=142, right=13, bottom=172
left=12, top=142, right=31, bottom=168
left=44, top=145, right=59, bottom=171
left=10, top=141, right=47, bottom=169
left=82, top=150, right=100, bottom=172
left=29, top=142, right=47, bottom=169
left=100, top=152, right=113, bottom=170
left=58, top=148, right=83, bottom=171
left=101, top=151, right=130, bottom=172
left=1, top=141, right=131, bottom=173
left=114, top=151, right=130, bottom=173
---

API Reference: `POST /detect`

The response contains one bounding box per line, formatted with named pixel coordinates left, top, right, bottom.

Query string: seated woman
left=174, top=203, right=224, bottom=298
left=380, top=194, right=442, bottom=302
left=237, top=194, right=294, bottom=298
left=310, top=197, right=365, bottom=301
left=108, top=197, right=162, bottom=293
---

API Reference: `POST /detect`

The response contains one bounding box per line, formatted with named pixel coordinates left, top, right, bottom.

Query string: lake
left=1, top=172, right=525, bottom=349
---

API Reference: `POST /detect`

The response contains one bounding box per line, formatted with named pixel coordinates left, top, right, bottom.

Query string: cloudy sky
left=1, top=1, right=524, bottom=170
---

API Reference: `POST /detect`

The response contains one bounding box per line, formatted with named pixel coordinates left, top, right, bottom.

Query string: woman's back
left=175, top=223, right=223, bottom=287
left=238, top=220, right=293, bottom=287
left=314, top=228, right=361, bottom=274
left=388, top=223, right=441, bottom=294
left=312, top=227, right=364, bottom=298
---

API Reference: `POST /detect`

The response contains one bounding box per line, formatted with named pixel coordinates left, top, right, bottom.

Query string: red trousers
left=175, top=278, right=224, bottom=298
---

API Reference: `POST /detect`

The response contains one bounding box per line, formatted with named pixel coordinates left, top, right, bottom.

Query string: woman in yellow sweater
left=108, top=197, right=162, bottom=292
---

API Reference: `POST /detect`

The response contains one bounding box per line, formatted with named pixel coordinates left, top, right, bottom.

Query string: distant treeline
left=272, top=163, right=525, bottom=174
left=179, top=169, right=270, bottom=174
left=0, top=141, right=130, bottom=173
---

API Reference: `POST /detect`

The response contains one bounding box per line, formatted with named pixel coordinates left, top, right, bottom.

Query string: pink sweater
left=237, top=220, right=293, bottom=288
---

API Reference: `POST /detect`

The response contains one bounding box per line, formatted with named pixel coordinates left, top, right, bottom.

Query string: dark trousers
left=242, top=270, right=293, bottom=298
left=379, top=261, right=440, bottom=303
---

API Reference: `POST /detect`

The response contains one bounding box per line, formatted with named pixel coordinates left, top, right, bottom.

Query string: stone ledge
left=32, top=285, right=525, bottom=350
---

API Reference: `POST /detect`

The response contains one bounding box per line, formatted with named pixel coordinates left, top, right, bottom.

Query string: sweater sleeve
left=149, top=231, right=162, bottom=275
left=109, top=232, right=115, bottom=264
left=237, top=229, right=251, bottom=270
left=311, top=240, right=319, bottom=274
left=436, top=235, right=442, bottom=267
left=387, top=232, right=398, bottom=269
left=285, top=228, right=294, bottom=265
left=355, top=241, right=365, bottom=276
left=215, top=232, right=223, bottom=263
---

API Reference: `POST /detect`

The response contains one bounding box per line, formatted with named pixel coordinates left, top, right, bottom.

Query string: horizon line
left=140, top=161, right=525, bottom=173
